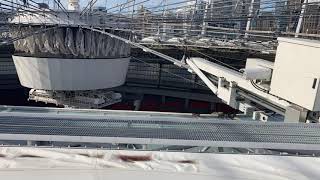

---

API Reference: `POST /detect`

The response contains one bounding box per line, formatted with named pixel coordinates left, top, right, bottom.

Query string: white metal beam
left=189, top=57, right=290, bottom=111
left=186, top=58, right=218, bottom=94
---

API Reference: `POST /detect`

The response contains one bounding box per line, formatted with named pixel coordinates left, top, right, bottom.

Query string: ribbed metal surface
left=0, top=115, right=320, bottom=150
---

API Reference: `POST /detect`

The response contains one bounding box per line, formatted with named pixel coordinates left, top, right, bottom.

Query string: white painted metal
left=217, top=77, right=238, bottom=108
left=253, top=111, right=270, bottom=122
left=284, top=106, right=308, bottom=123
left=201, top=1, right=209, bottom=36
left=12, top=56, right=130, bottom=90
left=245, top=58, right=274, bottom=70
left=186, top=59, right=218, bottom=94
left=270, top=38, right=320, bottom=111
left=244, top=0, right=255, bottom=38
left=189, top=57, right=290, bottom=110
left=238, top=102, right=255, bottom=116
left=242, top=67, right=272, bottom=81
left=68, top=0, right=80, bottom=11
left=295, top=0, right=308, bottom=37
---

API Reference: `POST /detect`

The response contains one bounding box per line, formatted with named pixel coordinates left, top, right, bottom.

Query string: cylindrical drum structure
left=10, top=24, right=132, bottom=91
left=13, top=56, right=130, bottom=90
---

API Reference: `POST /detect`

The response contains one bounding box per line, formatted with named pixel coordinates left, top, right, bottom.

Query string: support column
left=161, top=95, right=166, bottom=104
left=284, top=105, right=308, bottom=123
left=184, top=98, right=189, bottom=111
left=244, top=0, right=255, bottom=39
left=295, top=0, right=308, bottom=37
left=27, top=140, right=33, bottom=146
left=201, top=1, right=209, bottom=37
left=210, top=102, right=216, bottom=112
left=162, top=0, right=168, bottom=39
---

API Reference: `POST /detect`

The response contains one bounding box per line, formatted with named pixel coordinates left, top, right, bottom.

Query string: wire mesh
left=1, top=115, right=320, bottom=146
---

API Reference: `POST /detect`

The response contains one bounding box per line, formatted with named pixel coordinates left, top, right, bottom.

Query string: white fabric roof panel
left=0, top=147, right=319, bottom=180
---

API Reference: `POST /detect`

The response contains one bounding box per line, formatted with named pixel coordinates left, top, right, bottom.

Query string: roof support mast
left=244, top=0, right=255, bottom=39
left=295, top=0, right=308, bottom=37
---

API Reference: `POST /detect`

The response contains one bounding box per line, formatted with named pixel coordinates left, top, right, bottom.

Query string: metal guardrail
left=0, top=106, right=319, bottom=150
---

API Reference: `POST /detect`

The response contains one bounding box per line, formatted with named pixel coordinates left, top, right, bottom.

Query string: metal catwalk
left=0, top=106, right=319, bottom=150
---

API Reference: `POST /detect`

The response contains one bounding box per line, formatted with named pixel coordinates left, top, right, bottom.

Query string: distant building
left=303, top=2, right=320, bottom=34
left=275, top=0, right=320, bottom=34
left=255, top=11, right=276, bottom=31
left=206, top=0, right=260, bottom=29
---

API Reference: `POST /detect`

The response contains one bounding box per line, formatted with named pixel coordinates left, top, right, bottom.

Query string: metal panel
left=270, top=38, right=320, bottom=111
left=0, top=114, right=320, bottom=150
